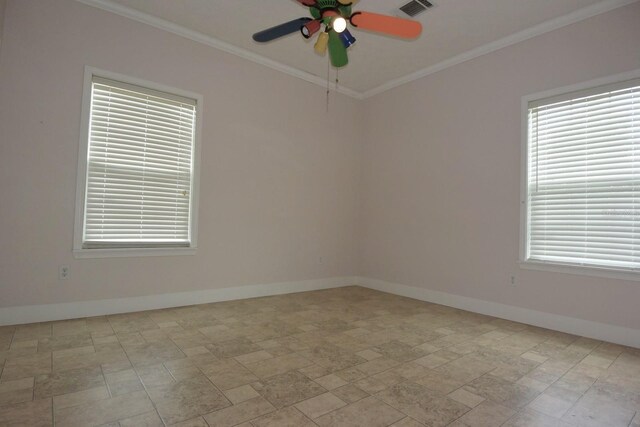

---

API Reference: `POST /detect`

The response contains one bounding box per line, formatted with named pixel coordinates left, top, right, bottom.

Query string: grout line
left=119, top=339, right=169, bottom=427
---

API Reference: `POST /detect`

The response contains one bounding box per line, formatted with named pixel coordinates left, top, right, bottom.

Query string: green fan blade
left=328, top=31, right=348, bottom=68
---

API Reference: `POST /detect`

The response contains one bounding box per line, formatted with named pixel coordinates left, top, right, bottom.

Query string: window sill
left=73, top=247, right=197, bottom=259
left=519, top=259, right=640, bottom=282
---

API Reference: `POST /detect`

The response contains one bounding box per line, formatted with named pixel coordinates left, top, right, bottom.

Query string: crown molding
left=75, top=0, right=637, bottom=101
left=73, top=0, right=365, bottom=100
left=361, top=0, right=639, bottom=99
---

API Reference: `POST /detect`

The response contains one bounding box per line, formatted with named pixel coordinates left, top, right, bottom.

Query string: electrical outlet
left=510, top=275, right=516, bottom=286
left=319, top=256, right=324, bottom=264
left=59, top=265, right=69, bottom=280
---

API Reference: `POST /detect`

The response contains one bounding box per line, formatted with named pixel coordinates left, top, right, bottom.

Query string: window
left=74, top=69, right=201, bottom=258
left=521, top=74, right=640, bottom=276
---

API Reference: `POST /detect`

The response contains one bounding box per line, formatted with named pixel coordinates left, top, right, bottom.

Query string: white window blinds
left=526, top=79, right=640, bottom=270
left=83, top=76, right=197, bottom=249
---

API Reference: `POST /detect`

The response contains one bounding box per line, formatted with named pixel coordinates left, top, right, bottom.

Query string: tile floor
left=0, top=286, right=639, bottom=427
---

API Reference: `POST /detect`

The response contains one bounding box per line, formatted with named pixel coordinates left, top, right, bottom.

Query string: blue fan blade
left=253, top=18, right=313, bottom=43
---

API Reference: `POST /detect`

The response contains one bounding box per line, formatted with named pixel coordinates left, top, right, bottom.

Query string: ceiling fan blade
left=328, top=31, right=348, bottom=68
left=350, top=11, right=422, bottom=39
left=295, top=0, right=317, bottom=5
left=253, top=18, right=312, bottom=43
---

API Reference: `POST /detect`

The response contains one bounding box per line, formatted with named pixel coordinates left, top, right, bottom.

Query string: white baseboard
left=3, top=275, right=638, bottom=348
left=0, top=276, right=359, bottom=326
left=358, top=277, right=640, bottom=349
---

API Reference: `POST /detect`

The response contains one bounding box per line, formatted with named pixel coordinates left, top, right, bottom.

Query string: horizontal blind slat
left=83, top=76, right=197, bottom=248
left=527, top=79, right=640, bottom=270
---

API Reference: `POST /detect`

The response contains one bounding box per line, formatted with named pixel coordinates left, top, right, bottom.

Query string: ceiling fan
left=252, top=0, right=423, bottom=68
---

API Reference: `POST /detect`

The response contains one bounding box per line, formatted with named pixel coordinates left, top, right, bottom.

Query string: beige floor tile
left=10, top=339, right=38, bottom=350
left=123, top=339, right=185, bottom=367
left=356, top=349, right=383, bottom=361
left=0, top=386, right=33, bottom=406
left=355, top=357, right=400, bottom=376
left=391, top=417, right=425, bottom=427
left=202, top=358, right=259, bottom=390
left=202, top=396, right=274, bottom=427
left=0, top=376, right=34, bottom=393
left=457, top=400, right=516, bottom=426
left=52, top=345, right=96, bottom=360
left=503, top=409, right=573, bottom=427
left=118, top=410, right=164, bottom=427
left=170, top=416, right=209, bottom=427
left=38, top=333, right=93, bottom=352
left=245, top=353, right=313, bottom=379
left=413, top=368, right=466, bottom=395
left=581, top=354, right=615, bottom=369
left=378, top=382, right=469, bottom=426
left=521, top=352, right=548, bottom=364
left=314, top=373, right=348, bottom=390
left=414, top=353, right=452, bottom=369
left=253, top=370, right=326, bottom=408
left=207, top=338, right=262, bottom=359
left=235, top=350, right=273, bottom=365
left=54, top=390, right=154, bottom=427
left=526, top=390, right=578, bottom=419
left=516, top=376, right=550, bottom=393
left=250, top=406, right=316, bottom=427
left=1, top=287, right=639, bottom=427
left=295, top=392, right=346, bottom=419
left=223, top=384, right=260, bottom=404
left=1, top=353, right=52, bottom=381
left=448, top=387, right=485, bottom=408
left=331, top=383, right=369, bottom=404
left=182, top=346, right=210, bottom=357
left=562, top=394, right=636, bottom=427
left=354, top=376, right=390, bottom=394
left=392, top=362, right=431, bottom=381
left=13, top=323, right=52, bottom=341
left=0, top=396, right=52, bottom=426
left=146, top=374, right=231, bottom=425
left=136, top=363, right=175, bottom=388
left=34, top=366, right=105, bottom=399
left=52, top=348, right=130, bottom=374
left=298, top=363, right=334, bottom=379
left=315, top=396, right=406, bottom=427
left=52, top=385, right=110, bottom=410
left=300, top=345, right=367, bottom=371
left=463, top=374, right=540, bottom=409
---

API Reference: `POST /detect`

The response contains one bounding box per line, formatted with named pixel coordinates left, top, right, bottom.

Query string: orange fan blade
left=350, top=11, right=422, bottom=39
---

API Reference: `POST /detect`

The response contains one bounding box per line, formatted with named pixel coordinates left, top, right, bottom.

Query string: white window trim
left=73, top=66, right=203, bottom=259
left=519, top=69, right=640, bottom=281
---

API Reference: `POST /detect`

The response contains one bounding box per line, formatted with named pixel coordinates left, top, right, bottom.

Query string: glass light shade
left=301, top=20, right=322, bottom=39
left=338, top=29, right=356, bottom=48
left=333, top=17, right=347, bottom=33
left=314, top=31, right=329, bottom=55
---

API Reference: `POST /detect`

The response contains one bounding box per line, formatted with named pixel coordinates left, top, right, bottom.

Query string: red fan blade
left=295, top=0, right=317, bottom=6
left=350, top=11, right=422, bottom=39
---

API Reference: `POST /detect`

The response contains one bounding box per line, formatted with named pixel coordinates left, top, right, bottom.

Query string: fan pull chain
left=326, top=56, right=331, bottom=113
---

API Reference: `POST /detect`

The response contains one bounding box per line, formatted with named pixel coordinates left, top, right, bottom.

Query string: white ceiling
left=92, top=0, right=628, bottom=95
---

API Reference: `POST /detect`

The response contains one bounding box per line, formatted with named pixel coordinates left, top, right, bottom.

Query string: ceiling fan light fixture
left=314, top=31, right=330, bottom=54
left=332, top=17, right=347, bottom=33
left=301, top=20, right=322, bottom=38
left=338, top=29, right=356, bottom=48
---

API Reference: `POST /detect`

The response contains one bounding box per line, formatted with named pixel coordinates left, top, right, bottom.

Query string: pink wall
left=1, top=0, right=639, bottom=334
left=360, top=3, right=640, bottom=330
left=0, top=0, right=362, bottom=307
left=0, top=0, right=6, bottom=49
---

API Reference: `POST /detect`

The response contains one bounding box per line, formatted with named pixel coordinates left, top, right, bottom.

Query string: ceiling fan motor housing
left=310, top=0, right=353, bottom=21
